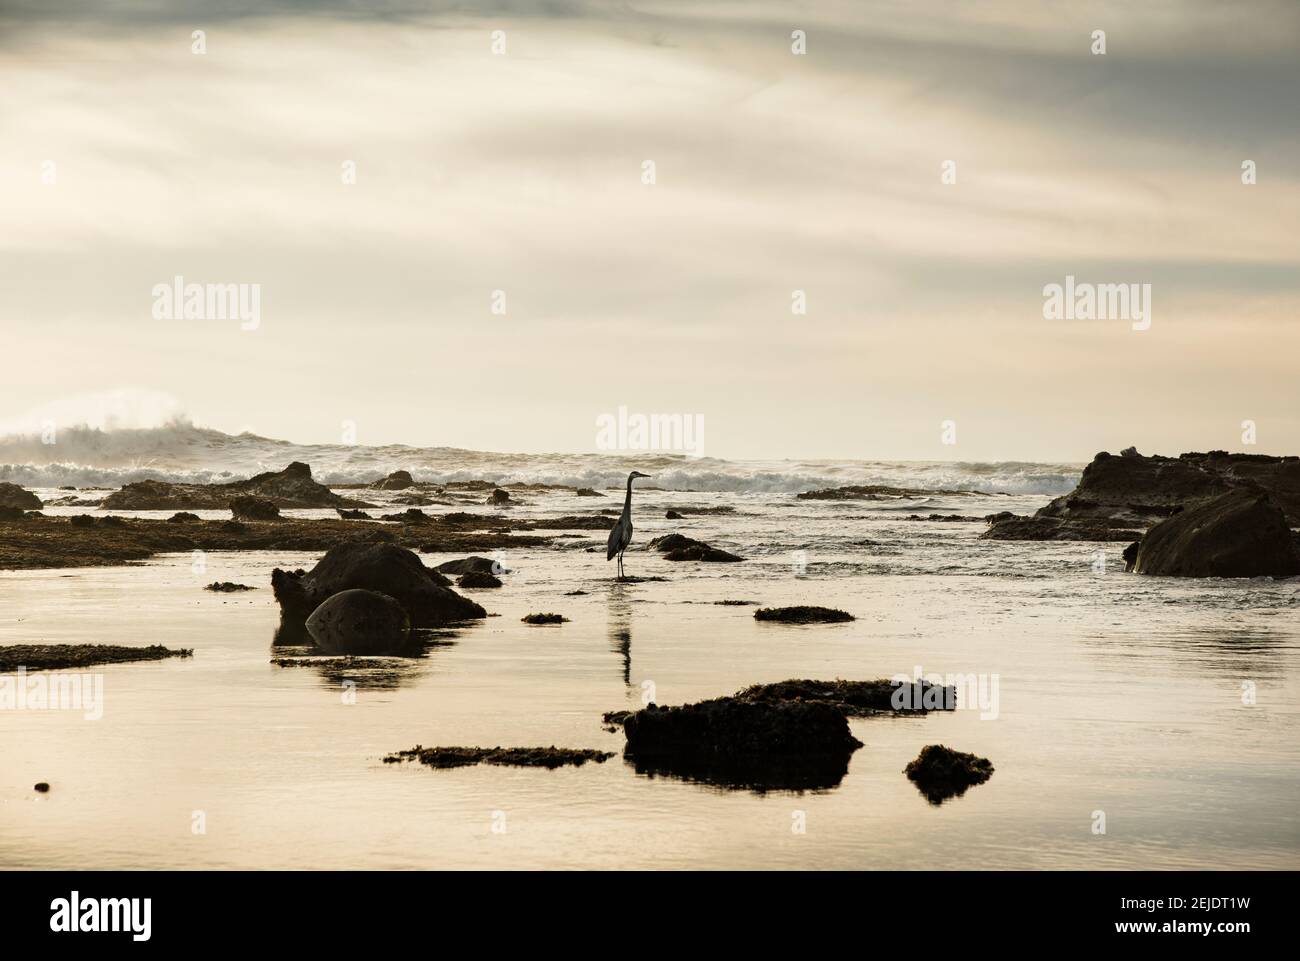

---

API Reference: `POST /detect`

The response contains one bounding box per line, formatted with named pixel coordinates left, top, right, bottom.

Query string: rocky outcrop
left=984, top=449, right=1300, bottom=541
left=622, top=697, right=862, bottom=791
left=230, top=496, right=281, bottom=521
left=305, top=589, right=411, bottom=655
left=373, top=470, right=415, bottom=490
left=457, top=571, right=501, bottom=589
left=0, top=483, right=42, bottom=511
left=1130, top=491, right=1300, bottom=578
left=798, top=484, right=983, bottom=500
left=487, top=489, right=512, bottom=506
left=336, top=508, right=371, bottom=520
left=904, top=744, right=994, bottom=804
left=271, top=541, right=485, bottom=637
left=434, top=556, right=499, bottom=575
left=648, top=533, right=744, bottom=562
left=101, top=462, right=371, bottom=511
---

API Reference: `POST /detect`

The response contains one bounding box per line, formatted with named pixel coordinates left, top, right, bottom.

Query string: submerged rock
left=305, top=589, right=411, bottom=655
left=522, top=612, right=566, bottom=624
left=798, top=484, right=982, bottom=500
left=271, top=541, right=484, bottom=635
left=665, top=510, right=684, bottom=519
left=622, top=697, right=862, bottom=792
left=205, top=581, right=256, bottom=592
left=904, top=744, right=994, bottom=804
left=168, top=511, right=201, bottom=523
left=647, top=533, right=744, bottom=562
left=230, top=496, right=281, bottom=521
left=736, top=677, right=951, bottom=715
left=1131, top=490, right=1300, bottom=578
left=102, top=461, right=370, bottom=511
left=385, top=745, right=613, bottom=770
left=457, top=570, right=502, bottom=589
left=575, top=488, right=604, bottom=497
left=381, top=508, right=432, bottom=524
left=487, top=489, right=512, bottom=506
left=754, top=606, right=854, bottom=624
left=336, top=508, right=371, bottom=520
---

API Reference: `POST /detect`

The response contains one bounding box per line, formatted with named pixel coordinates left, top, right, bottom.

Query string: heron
left=607, top=471, right=651, bottom=581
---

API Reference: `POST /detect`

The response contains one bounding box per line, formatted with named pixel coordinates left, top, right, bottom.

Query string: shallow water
left=3, top=488, right=1299, bottom=869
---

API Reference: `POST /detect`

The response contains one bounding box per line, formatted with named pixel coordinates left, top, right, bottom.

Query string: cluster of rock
left=101, top=462, right=370, bottom=511
left=271, top=539, right=486, bottom=652
left=647, top=533, right=744, bottom=562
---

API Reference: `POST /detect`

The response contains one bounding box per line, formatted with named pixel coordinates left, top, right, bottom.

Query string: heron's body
left=607, top=471, right=649, bottom=580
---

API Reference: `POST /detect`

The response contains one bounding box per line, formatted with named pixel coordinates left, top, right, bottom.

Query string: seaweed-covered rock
left=0, top=483, right=43, bottom=511
left=69, top=514, right=95, bottom=528
left=647, top=533, right=744, bottom=562
left=487, top=489, right=512, bottom=505
left=230, top=496, right=281, bottom=521
left=904, top=744, right=994, bottom=804
left=622, top=697, right=862, bottom=791
left=522, top=612, right=566, bottom=624
left=305, top=589, right=411, bottom=655
left=1131, top=490, right=1300, bottom=578
left=736, top=677, right=951, bottom=715
left=385, top=745, right=612, bottom=769
left=168, top=511, right=201, bottom=523
left=336, top=508, right=371, bottom=520
left=205, top=581, right=255, bottom=592
left=457, top=570, right=502, bottom=589
left=271, top=541, right=483, bottom=635
left=380, top=508, right=431, bottom=524
left=754, top=606, right=854, bottom=624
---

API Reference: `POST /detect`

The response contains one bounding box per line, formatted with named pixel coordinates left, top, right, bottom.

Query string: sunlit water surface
left=3, top=488, right=1298, bottom=869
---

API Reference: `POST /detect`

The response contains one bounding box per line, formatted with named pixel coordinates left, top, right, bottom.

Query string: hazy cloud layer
left=1, top=2, right=1297, bottom=459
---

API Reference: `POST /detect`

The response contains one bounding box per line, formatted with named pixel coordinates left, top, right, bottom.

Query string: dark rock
left=0, top=644, right=192, bottom=672
left=665, top=510, right=683, bottom=519
left=385, top=745, right=612, bottom=769
left=99, top=515, right=126, bottom=527
left=622, top=697, right=863, bottom=792
left=0, top=483, right=42, bottom=511
left=754, top=606, right=854, bottom=624
left=661, top=505, right=736, bottom=516
left=373, top=470, right=415, bottom=490
left=205, top=581, right=255, bottom=592
left=522, top=612, right=566, bottom=624
left=69, top=514, right=94, bottom=528
left=435, top=556, right=499, bottom=575
left=336, top=508, right=371, bottom=520
left=575, top=488, right=604, bottom=497
left=34, top=782, right=50, bottom=793
left=101, top=461, right=370, bottom=511
left=271, top=541, right=484, bottom=634
left=0, top=506, right=28, bottom=521
left=230, top=496, right=281, bottom=521
left=525, top=515, right=614, bottom=530
left=1131, top=490, right=1300, bottom=578
left=984, top=449, right=1300, bottom=541
left=1122, top=540, right=1140, bottom=572
left=487, top=489, right=511, bottom=505
left=457, top=570, right=502, bottom=589
left=904, top=744, right=994, bottom=804
left=380, top=508, right=431, bottom=524
left=797, top=484, right=982, bottom=501
left=906, top=513, right=981, bottom=522
left=168, top=511, right=201, bottom=523
left=305, top=589, right=411, bottom=655
left=647, top=533, right=744, bottom=562
left=736, top=678, right=952, bottom=715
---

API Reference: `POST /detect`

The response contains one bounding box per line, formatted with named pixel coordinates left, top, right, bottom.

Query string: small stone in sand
left=34, top=782, right=50, bottom=793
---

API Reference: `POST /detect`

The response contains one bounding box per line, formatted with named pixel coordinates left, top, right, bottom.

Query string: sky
left=1, top=1, right=1297, bottom=462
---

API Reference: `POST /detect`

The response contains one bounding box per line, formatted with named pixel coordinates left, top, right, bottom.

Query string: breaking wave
left=0, top=422, right=1082, bottom=495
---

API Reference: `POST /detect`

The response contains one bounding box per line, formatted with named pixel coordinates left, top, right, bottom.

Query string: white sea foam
left=0, top=421, right=1082, bottom=495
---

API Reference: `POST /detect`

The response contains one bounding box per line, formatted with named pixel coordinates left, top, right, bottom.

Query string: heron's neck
left=623, top=477, right=635, bottom=512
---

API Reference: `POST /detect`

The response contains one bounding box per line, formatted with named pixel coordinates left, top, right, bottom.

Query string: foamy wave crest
left=0, top=424, right=1082, bottom=495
